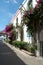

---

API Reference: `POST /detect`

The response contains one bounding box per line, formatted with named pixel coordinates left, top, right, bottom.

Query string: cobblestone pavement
left=4, top=41, right=43, bottom=65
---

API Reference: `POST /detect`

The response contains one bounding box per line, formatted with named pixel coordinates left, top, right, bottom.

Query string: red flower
left=37, top=0, right=41, bottom=4
left=5, top=25, right=11, bottom=32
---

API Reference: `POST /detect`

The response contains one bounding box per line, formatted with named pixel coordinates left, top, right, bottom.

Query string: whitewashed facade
left=11, top=0, right=34, bottom=43
left=11, top=0, right=37, bottom=43
left=11, top=9, right=22, bottom=41
left=11, top=0, right=43, bottom=57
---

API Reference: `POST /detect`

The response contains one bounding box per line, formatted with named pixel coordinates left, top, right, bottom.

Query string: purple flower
left=5, top=25, right=11, bottom=32
left=37, top=0, right=41, bottom=4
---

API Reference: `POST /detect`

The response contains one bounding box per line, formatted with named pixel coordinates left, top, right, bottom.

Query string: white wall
left=23, top=25, right=32, bottom=43
left=22, top=0, right=29, bottom=11
left=17, top=30, right=21, bottom=41
left=17, top=12, right=22, bottom=25
left=11, top=9, right=21, bottom=26
left=32, top=0, right=37, bottom=8
left=11, top=0, right=37, bottom=43
left=13, top=19, right=16, bottom=27
left=22, top=0, right=32, bottom=43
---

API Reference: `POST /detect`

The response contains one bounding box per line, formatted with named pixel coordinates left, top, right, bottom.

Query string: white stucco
left=22, top=0, right=29, bottom=10
left=23, top=25, right=32, bottom=43
left=32, top=0, right=37, bottom=8
left=11, top=0, right=37, bottom=43
left=11, top=0, right=43, bottom=57
left=17, top=12, right=22, bottom=25
left=11, top=9, right=21, bottom=27
left=17, top=31, right=21, bottom=41
left=13, top=19, right=16, bottom=27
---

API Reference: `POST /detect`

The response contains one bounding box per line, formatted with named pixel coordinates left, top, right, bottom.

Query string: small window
left=16, top=32, right=18, bottom=39
left=16, top=18, right=18, bottom=26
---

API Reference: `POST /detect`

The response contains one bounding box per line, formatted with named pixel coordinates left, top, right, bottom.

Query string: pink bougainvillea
left=37, top=0, right=41, bottom=4
left=23, top=10, right=33, bottom=17
left=5, top=25, right=11, bottom=32
left=34, top=0, right=41, bottom=10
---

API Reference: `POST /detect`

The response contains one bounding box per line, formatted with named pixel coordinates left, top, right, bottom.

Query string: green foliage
left=4, top=24, right=16, bottom=41
left=12, top=41, right=29, bottom=51
left=5, top=39, right=10, bottom=43
left=29, top=44, right=37, bottom=55
left=6, top=39, right=37, bottom=55
left=22, top=1, right=43, bottom=35
left=12, top=41, right=37, bottom=55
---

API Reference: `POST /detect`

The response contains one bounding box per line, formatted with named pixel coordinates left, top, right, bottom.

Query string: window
left=16, top=32, right=18, bottom=39
left=16, top=18, right=18, bottom=26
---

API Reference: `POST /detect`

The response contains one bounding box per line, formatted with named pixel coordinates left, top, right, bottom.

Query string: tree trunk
left=20, top=28, right=23, bottom=41
left=32, top=32, right=36, bottom=44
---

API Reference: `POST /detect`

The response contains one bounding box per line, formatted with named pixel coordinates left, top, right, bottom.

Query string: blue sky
left=0, top=0, right=24, bottom=31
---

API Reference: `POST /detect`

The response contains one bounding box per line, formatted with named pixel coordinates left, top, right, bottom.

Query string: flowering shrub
left=5, top=25, right=11, bottom=32
left=3, top=24, right=16, bottom=44
left=12, top=41, right=29, bottom=51
left=37, top=0, right=41, bottom=4
left=23, top=0, right=43, bottom=35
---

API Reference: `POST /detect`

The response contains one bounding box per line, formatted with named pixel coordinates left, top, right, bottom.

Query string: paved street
left=0, top=41, right=26, bottom=65
left=0, top=41, right=43, bottom=65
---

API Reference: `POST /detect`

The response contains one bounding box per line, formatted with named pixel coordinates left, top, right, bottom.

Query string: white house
left=11, top=0, right=33, bottom=43
left=11, top=0, right=43, bottom=57
left=11, top=0, right=38, bottom=43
